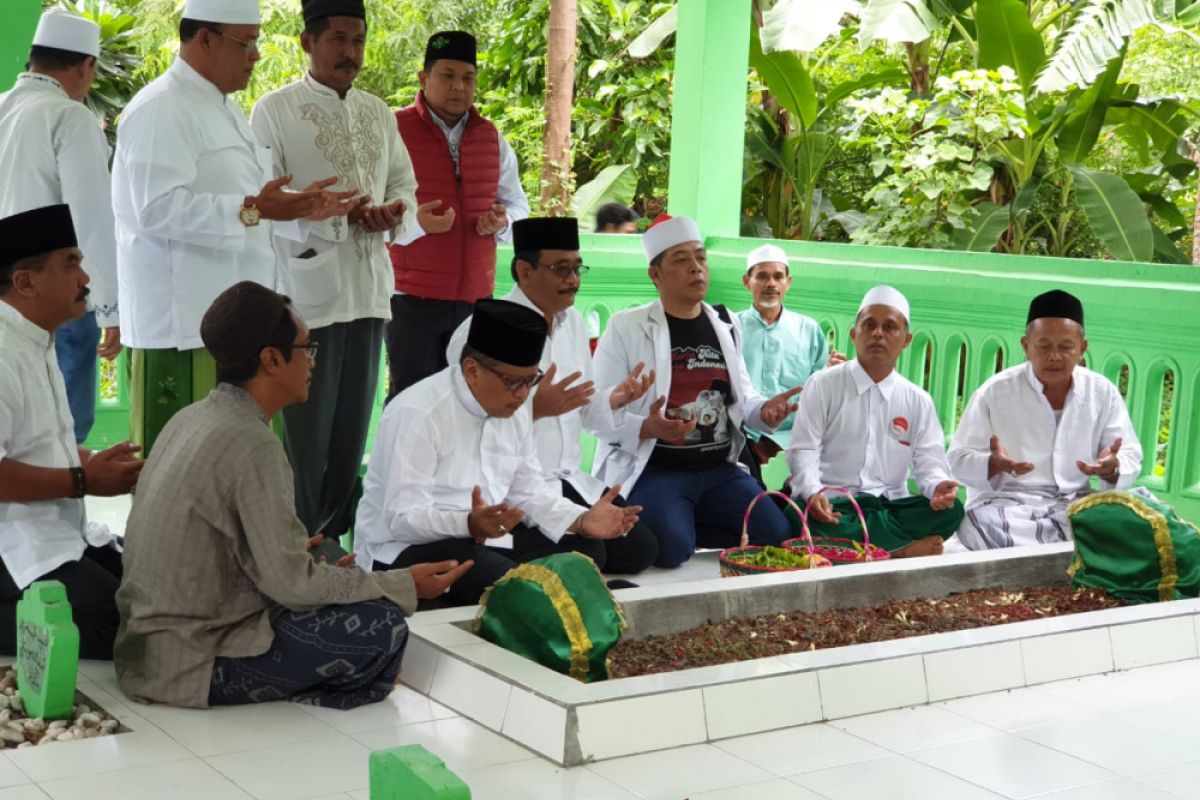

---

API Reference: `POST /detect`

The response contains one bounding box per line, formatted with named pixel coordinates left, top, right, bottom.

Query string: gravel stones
left=0, top=669, right=124, bottom=748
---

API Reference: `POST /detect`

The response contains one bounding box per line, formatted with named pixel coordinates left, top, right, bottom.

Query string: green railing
left=88, top=233, right=1200, bottom=520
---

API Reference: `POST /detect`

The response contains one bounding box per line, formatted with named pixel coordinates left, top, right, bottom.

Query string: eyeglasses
left=537, top=262, right=590, bottom=280
left=216, top=30, right=260, bottom=53
left=293, top=341, right=319, bottom=361
left=477, top=360, right=544, bottom=392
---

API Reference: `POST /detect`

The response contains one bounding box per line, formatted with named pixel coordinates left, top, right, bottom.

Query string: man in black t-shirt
left=591, top=216, right=802, bottom=568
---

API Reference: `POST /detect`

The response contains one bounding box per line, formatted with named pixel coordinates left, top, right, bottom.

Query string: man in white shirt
left=111, top=0, right=356, bottom=456
left=447, top=217, right=658, bottom=575
left=591, top=216, right=802, bottom=569
left=356, top=299, right=640, bottom=607
left=250, top=0, right=418, bottom=540
left=787, top=286, right=963, bottom=557
left=948, top=290, right=1142, bottom=550
left=0, top=205, right=142, bottom=659
left=386, top=30, right=531, bottom=399
left=0, top=10, right=121, bottom=445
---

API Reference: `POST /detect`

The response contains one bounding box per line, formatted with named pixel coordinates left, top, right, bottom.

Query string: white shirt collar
left=169, top=57, right=228, bottom=105
left=302, top=71, right=352, bottom=101
left=451, top=365, right=487, bottom=420
left=746, top=305, right=786, bottom=328
left=849, top=358, right=897, bottom=399
left=505, top=285, right=563, bottom=333
left=430, top=110, right=468, bottom=138
left=0, top=300, right=52, bottom=350
left=15, top=72, right=67, bottom=97
left=1021, top=360, right=1076, bottom=406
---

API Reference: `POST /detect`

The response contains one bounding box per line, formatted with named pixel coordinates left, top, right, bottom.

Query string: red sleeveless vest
left=390, top=92, right=502, bottom=302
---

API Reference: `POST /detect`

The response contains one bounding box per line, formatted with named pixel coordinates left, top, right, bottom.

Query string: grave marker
left=369, top=744, right=469, bottom=800
left=15, top=581, right=78, bottom=720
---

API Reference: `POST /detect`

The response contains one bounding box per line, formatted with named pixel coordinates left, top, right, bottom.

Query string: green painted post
left=369, top=745, right=470, bottom=800
left=665, top=0, right=752, bottom=237
left=16, top=581, right=79, bottom=721
left=0, top=0, right=40, bottom=92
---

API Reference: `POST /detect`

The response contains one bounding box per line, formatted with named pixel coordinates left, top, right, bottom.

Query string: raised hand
left=826, top=349, right=846, bottom=367
left=760, top=385, right=803, bottom=428
left=410, top=559, right=475, bottom=600
left=532, top=363, right=595, bottom=420
left=987, top=435, right=1035, bottom=479
left=609, top=362, right=655, bottom=410
left=466, top=485, right=525, bottom=544
left=475, top=203, right=509, bottom=236
left=808, top=494, right=841, bottom=524
left=930, top=480, right=959, bottom=511
left=300, top=176, right=362, bottom=221
left=83, top=442, right=143, bottom=496
left=1077, top=437, right=1122, bottom=480
left=352, top=199, right=406, bottom=232
left=252, top=175, right=357, bottom=222
left=416, top=199, right=456, bottom=234
left=578, top=485, right=641, bottom=540
left=639, top=396, right=698, bottom=442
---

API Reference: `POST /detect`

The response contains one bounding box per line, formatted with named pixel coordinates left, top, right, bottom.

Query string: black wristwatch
left=69, top=466, right=87, bottom=499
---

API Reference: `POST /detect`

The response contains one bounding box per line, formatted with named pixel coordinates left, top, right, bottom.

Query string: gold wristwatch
left=239, top=196, right=261, bottom=227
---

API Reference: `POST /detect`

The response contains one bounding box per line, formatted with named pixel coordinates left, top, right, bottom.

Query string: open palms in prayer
left=1077, top=437, right=1122, bottom=481
left=578, top=486, right=642, bottom=540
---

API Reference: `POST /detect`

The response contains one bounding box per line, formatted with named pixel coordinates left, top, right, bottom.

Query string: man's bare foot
left=892, top=535, right=944, bottom=558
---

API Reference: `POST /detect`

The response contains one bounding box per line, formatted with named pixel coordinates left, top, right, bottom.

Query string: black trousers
left=385, top=295, right=477, bottom=401
left=0, top=545, right=123, bottom=661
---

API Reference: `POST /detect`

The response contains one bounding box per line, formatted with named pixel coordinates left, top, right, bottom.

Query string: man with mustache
left=446, top=217, right=659, bottom=577
left=249, top=0, right=419, bottom=546
left=738, top=244, right=844, bottom=466
left=0, top=205, right=142, bottom=660
left=947, top=290, right=1142, bottom=550
left=112, top=0, right=357, bottom=457
left=385, top=31, right=531, bottom=399
left=0, top=10, right=122, bottom=445
left=786, top=286, right=963, bottom=557
left=591, top=216, right=801, bottom=569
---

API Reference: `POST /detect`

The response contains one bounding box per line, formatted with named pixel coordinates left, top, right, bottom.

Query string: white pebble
left=9, top=695, right=22, bottom=713
left=0, top=728, right=25, bottom=744
left=21, top=719, right=44, bottom=732
left=4, top=721, right=24, bottom=732
left=16, top=742, right=32, bottom=749
left=74, top=704, right=90, bottom=716
left=36, top=734, right=56, bottom=746
left=99, top=720, right=118, bottom=732
left=77, top=712, right=101, bottom=726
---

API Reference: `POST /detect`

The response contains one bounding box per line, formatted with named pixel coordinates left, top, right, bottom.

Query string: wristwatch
left=239, top=196, right=261, bottom=227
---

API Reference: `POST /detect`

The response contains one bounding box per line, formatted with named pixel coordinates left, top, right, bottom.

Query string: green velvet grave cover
left=1068, top=490, right=1200, bottom=603
left=475, top=552, right=625, bottom=682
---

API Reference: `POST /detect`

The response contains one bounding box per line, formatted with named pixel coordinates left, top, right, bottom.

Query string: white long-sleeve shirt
left=947, top=362, right=1141, bottom=507
left=0, top=73, right=119, bottom=327
left=250, top=74, right=418, bottom=329
left=786, top=359, right=952, bottom=501
left=354, top=366, right=584, bottom=567
left=112, top=58, right=278, bottom=350
left=446, top=286, right=622, bottom=504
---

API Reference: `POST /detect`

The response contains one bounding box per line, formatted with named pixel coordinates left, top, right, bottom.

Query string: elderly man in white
left=948, top=289, right=1143, bottom=550
left=591, top=216, right=802, bottom=569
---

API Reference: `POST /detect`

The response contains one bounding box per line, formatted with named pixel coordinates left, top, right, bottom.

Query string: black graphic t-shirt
left=648, top=312, right=734, bottom=470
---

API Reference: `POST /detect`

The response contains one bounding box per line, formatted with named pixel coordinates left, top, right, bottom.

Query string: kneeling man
left=787, top=286, right=963, bottom=557
left=948, top=290, right=1142, bottom=549
left=116, top=282, right=470, bottom=709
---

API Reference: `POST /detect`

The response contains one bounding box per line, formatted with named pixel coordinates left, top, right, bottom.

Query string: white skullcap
left=858, top=285, right=910, bottom=322
left=746, top=243, right=789, bottom=273
left=642, top=216, right=702, bottom=263
left=32, top=10, right=100, bottom=58
left=183, top=0, right=262, bottom=25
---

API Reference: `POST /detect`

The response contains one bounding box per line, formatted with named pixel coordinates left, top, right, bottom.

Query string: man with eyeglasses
left=356, top=298, right=641, bottom=608
left=111, top=0, right=357, bottom=457
left=446, top=218, right=659, bottom=577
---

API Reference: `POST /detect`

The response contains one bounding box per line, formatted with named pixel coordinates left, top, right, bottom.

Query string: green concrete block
left=370, top=745, right=470, bottom=800
left=16, top=581, right=79, bottom=720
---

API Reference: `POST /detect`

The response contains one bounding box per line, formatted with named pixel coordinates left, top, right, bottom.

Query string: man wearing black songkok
left=947, top=289, right=1144, bottom=550
left=0, top=205, right=142, bottom=659
left=356, top=299, right=642, bottom=608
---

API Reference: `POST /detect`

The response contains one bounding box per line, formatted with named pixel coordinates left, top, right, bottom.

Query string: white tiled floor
left=0, top=659, right=1192, bottom=799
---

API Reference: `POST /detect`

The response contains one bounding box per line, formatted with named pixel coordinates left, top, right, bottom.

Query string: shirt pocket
left=287, top=246, right=342, bottom=312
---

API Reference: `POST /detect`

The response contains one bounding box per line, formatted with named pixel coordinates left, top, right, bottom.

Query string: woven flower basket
left=783, top=486, right=890, bottom=564
left=719, top=491, right=831, bottom=577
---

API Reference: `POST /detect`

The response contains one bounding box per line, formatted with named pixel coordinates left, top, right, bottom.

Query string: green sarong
left=128, top=347, right=217, bottom=458
left=784, top=493, right=965, bottom=553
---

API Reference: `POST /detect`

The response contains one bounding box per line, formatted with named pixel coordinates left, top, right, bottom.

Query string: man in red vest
left=387, top=31, right=530, bottom=399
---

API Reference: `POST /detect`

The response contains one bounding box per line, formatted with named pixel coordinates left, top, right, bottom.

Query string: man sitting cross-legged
left=786, top=286, right=963, bottom=557
left=356, top=298, right=641, bottom=608
left=947, top=289, right=1142, bottom=550
left=115, top=282, right=471, bottom=710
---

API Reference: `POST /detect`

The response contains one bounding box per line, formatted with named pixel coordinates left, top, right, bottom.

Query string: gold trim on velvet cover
left=1069, top=491, right=1177, bottom=602
left=492, top=563, right=594, bottom=681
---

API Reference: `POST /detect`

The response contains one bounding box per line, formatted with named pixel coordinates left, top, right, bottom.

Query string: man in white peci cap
left=590, top=215, right=803, bottom=569
left=785, top=285, right=963, bottom=557
left=0, top=9, right=122, bottom=446
left=111, top=0, right=359, bottom=457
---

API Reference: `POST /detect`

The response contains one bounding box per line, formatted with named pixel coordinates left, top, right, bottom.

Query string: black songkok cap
left=1027, top=289, right=1084, bottom=328
left=425, top=30, right=476, bottom=67
left=301, top=0, right=365, bottom=24
left=512, top=217, right=580, bottom=252
left=0, top=205, right=77, bottom=268
left=466, top=299, right=547, bottom=367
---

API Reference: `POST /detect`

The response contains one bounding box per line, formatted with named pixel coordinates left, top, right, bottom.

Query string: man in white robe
left=0, top=10, right=120, bottom=444
left=249, top=0, right=418, bottom=540
left=948, top=290, right=1142, bottom=550
left=111, top=0, right=355, bottom=455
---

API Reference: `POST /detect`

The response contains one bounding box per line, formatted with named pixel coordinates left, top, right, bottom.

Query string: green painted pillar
left=665, top=0, right=751, bottom=237
left=0, top=0, right=40, bottom=92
